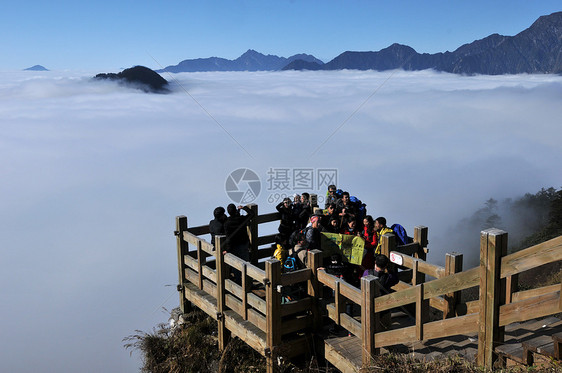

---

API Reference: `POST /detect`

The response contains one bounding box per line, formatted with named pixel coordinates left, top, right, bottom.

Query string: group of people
left=273, top=185, right=397, bottom=290
left=207, top=185, right=398, bottom=293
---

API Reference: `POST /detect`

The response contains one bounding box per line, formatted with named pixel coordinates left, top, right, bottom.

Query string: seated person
left=336, top=191, right=356, bottom=218
left=363, top=254, right=399, bottom=294
left=325, top=216, right=341, bottom=233
left=340, top=215, right=359, bottom=236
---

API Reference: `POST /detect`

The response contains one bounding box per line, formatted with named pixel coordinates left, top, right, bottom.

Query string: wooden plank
left=186, top=224, right=210, bottom=236
left=375, top=325, right=417, bottom=348
left=456, top=300, right=479, bottom=316
left=362, top=275, right=379, bottom=364
left=202, top=279, right=217, bottom=298
left=307, top=250, right=323, bottom=331
left=223, top=310, right=267, bottom=354
left=224, top=252, right=245, bottom=271
left=176, top=216, right=191, bottom=313
left=501, top=235, right=562, bottom=278
left=280, top=297, right=313, bottom=317
left=499, top=291, right=561, bottom=326
left=255, top=211, right=281, bottom=224
left=183, top=282, right=218, bottom=319
left=280, top=268, right=311, bottom=286
left=248, top=308, right=266, bottom=332
left=416, top=283, right=429, bottom=341
left=375, top=285, right=418, bottom=313
left=265, top=259, right=282, bottom=373
left=477, top=228, right=507, bottom=368
left=413, top=226, right=428, bottom=283
left=340, top=313, right=362, bottom=338
left=184, top=254, right=198, bottom=272
left=444, top=252, right=463, bottom=318
left=394, top=242, right=420, bottom=256
left=247, top=262, right=266, bottom=283
left=215, top=236, right=230, bottom=351
left=225, top=293, right=244, bottom=318
left=196, top=240, right=205, bottom=289
left=248, top=292, right=266, bottom=315
left=423, top=313, right=479, bottom=340
left=182, top=231, right=201, bottom=247
left=317, top=269, right=337, bottom=289
left=202, top=265, right=216, bottom=283
left=523, top=335, right=556, bottom=358
left=256, top=233, right=277, bottom=247
left=390, top=251, right=445, bottom=279
left=281, top=314, right=311, bottom=336
left=340, top=279, right=362, bottom=306
left=423, top=266, right=480, bottom=300
left=511, top=284, right=560, bottom=303
left=325, top=337, right=362, bottom=373
left=225, top=278, right=243, bottom=299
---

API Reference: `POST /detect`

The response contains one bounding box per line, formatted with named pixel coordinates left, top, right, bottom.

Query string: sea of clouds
left=1, top=69, right=561, bottom=372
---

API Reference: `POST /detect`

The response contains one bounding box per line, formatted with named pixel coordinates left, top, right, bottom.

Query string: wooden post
left=310, top=193, right=318, bottom=209
left=307, top=250, right=322, bottom=331
left=415, top=283, right=429, bottom=341
left=242, top=263, right=250, bottom=320
left=216, top=235, right=230, bottom=351
left=197, top=240, right=206, bottom=290
left=361, top=275, right=380, bottom=366
left=247, top=204, right=259, bottom=265
left=412, top=259, right=419, bottom=286
left=175, top=216, right=191, bottom=314
left=477, top=228, right=507, bottom=368
left=444, top=252, right=463, bottom=319
left=413, top=226, right=428, bottom=284
left=505, top=274, right=518, bottom=304
left=265, top=259, right=282, bottom=373
left=380, top=233, right=396, bottom=259
left=334, top=280, right=344, bottom=324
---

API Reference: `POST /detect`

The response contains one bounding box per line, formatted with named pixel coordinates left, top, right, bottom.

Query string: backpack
left=349, top=196, right=367, bottom=221
left=390, top=223, right=413, bottom=246
left=283, top=247, right=307, bottom=272
left=335, top=189, right=344, bottom=199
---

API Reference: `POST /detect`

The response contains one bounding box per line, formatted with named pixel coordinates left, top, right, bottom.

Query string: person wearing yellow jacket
left=374, top=217, right=394, bottom=255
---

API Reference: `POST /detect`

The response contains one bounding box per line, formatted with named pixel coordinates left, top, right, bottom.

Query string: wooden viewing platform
left=174, top=204, right=562, bottom=372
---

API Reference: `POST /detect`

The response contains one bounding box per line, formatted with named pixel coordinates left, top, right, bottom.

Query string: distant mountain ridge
left=158, top=49, right=323, bottom=73
left=24, top=65, right=48, bottom=71
left=285, top=11, right=562, bottom=74
left=161, top=11, right=562, bottom=75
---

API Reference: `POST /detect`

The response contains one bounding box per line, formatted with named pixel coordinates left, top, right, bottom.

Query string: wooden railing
left=175, top=205, right=562, bottom=372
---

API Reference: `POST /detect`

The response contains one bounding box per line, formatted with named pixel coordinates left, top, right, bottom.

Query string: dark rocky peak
left=94, top=66, right=169, bottom=93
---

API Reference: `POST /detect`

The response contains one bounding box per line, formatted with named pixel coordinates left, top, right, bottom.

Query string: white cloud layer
left=1, top=69, right=562, bottom=372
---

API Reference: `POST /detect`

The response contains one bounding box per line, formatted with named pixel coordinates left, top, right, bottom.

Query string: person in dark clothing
left=209, top=206, right=227, bottom=248
left=325, top=216, right=341, bottom=233
left=304, top=215, right=322, bottom=252
left=363, top=254, right=399, bottom=294
left=336, top=191, right=356, bottom=219
left=224, top=204, right=255, bottom=260
left=276, top=198, right=295, bottom=236
left=324, top=184, right=338, bottom=209
left=296, top=192, right=312, bottom=229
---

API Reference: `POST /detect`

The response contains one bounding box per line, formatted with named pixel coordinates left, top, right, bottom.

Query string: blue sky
left=2, top=0, right=561, bottom=70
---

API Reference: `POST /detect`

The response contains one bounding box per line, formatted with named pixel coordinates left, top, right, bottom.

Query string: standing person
left=360, top=215, right=377, bottom=271
left=374, top=217, right=394, bottom=255
left=224, top=204, right=255, bottom=261
left=276, top=198, right=295, bottom=236
left=209, top=206, right=227, bottom=248
left=297, top=193, right=312, bottom=229
left=324, top=184, right=338, bottom=208
left=363, top=254, right=398, bottom=293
